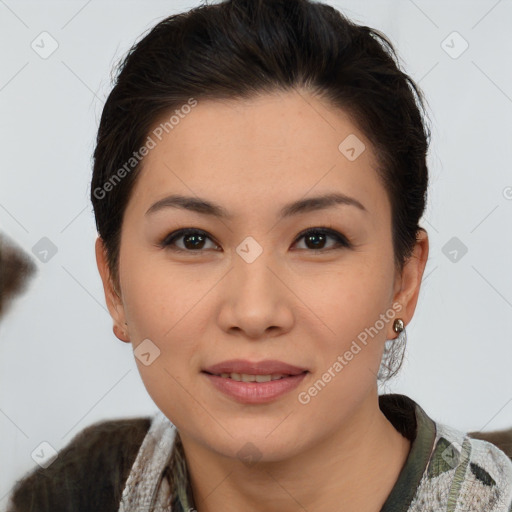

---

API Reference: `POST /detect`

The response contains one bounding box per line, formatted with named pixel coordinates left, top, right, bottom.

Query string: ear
left=95, top=236, right=130, bottom=343
left=389, top=229, right=429, bottom=338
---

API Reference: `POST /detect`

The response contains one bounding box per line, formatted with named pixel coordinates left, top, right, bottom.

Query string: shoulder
left=464, top=434, right=512, bottom=498
left=468, top=426, right=512, bottom=461
left=7, top=416, right=152, bottom=512
left=413, top=421, right=512, bottom=511
left=444, top=422, right=512, bottom=487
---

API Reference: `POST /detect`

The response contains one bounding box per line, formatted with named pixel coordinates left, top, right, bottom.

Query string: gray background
left=1, top=0, right=511, bottom=505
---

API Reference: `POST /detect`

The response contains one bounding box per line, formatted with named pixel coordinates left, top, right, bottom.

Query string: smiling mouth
left=203, top=371, right=307, bottom=382
left=202, top=369, right=309, bottom=403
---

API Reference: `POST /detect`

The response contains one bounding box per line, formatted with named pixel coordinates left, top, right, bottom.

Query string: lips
left=202, top=359, right=308, bottom=377
left=202, top=359, right=309, bottom=404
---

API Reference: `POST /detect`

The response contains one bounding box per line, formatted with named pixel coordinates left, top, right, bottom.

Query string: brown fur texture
left=0, top=234, right=37, bottom=320
left=7, top=418, right=151, bottom=512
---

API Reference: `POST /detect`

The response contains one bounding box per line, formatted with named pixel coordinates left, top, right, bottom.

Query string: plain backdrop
left=1, top=0, right=511, bottom=506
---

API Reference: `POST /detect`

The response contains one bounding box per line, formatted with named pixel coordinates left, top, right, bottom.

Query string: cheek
left=303, top=250, right=396, bottom=385
left=315, top=260, right=394, bottom=336
left=295, top=266, right=395, bottom=415
left=120, top=248, right=201, bottom=339
left=120, top=260, right=205, bottom=424
left=119, top=248, right=222, bottom=372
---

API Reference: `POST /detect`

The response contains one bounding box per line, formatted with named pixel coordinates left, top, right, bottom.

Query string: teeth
left=218, top=372, right=288, bottom=382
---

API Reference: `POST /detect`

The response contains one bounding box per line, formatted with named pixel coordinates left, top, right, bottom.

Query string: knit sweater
left=8, top=394, right=512, bottom=511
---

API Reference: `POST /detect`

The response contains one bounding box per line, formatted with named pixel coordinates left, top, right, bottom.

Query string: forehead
left=127, top=90, right=388, bottom=220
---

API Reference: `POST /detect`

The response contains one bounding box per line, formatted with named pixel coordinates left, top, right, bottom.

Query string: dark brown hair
left=90, top=0, right=431, bottom=381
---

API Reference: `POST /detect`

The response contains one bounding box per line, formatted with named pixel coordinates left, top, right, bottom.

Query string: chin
left=200, top=426, right=311, bottom=464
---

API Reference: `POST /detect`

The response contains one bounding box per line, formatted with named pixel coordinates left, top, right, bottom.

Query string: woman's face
left=97, top=89, right=426, bottom=462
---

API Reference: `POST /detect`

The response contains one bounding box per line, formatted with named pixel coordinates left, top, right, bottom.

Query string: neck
left=179, top=391, right=411, bottom=512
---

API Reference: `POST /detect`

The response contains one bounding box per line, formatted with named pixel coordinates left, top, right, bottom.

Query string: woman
left=8, top=0, right=512, bottom=511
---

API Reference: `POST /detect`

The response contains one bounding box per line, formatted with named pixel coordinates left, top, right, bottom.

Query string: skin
left=96, top=88, right=429, bottom=512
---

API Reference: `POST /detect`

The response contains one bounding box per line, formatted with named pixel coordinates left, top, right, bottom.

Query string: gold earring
left=393, top=318, right=404, bottom=334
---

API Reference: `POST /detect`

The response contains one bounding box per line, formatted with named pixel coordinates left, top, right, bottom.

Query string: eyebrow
left=145, top=192, right=367, bottom=219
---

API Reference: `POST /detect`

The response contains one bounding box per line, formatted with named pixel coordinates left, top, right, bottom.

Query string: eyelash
left=159, top=227, right=352, bottom=253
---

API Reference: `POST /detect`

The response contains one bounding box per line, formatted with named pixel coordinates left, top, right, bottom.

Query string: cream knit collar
left=118, top=410, right=178, bottom=512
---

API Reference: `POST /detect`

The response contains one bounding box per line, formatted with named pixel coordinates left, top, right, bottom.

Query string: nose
left=217, top=248, right=294, bottom=340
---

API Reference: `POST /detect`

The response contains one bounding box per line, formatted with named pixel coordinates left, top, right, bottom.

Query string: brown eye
left=160, top=229, right=219, bottom=252
left=160, top=227, right=351, bottom=254
left=293, top=228, right=351, bottom=251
